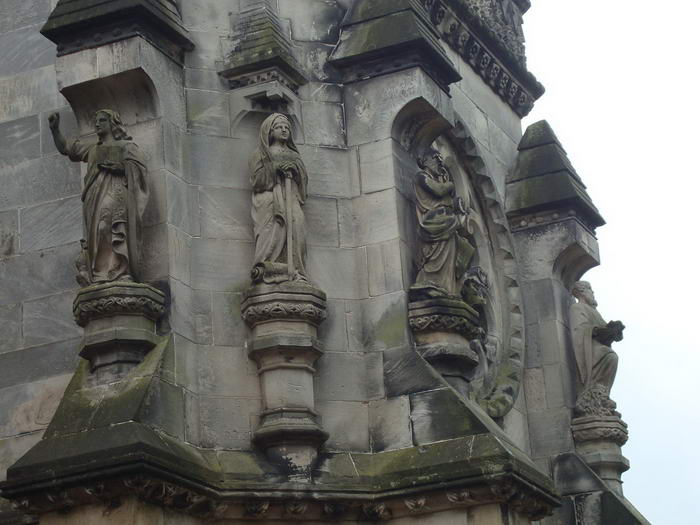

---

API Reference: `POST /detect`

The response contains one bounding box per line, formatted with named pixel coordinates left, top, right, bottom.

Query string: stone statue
left=48, top=110, right=149, bottom=286
left=570, top=281, right=625, bottom=413
left=410, top=148, right=475, bottom=300
left=249, top=113, right=309, bottom=284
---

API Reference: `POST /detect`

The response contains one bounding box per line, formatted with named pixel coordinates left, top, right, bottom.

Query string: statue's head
left=268, top=113, right=292, bottom=145
left=94, top=109, right=131, bottom=141
left=572, top=280, right=597, bottom=307
left=418, top=148, right=448, bottom=180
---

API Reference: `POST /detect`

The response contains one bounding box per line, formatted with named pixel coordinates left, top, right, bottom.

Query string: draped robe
left=249, top=118, right=308, bottom=282
left=570, top=301, right=619, bottom=393
left=69, top=139, right=149, bottom=283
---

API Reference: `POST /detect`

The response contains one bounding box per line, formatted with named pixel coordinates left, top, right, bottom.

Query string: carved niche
left=408, top=136, right=508, bottom=404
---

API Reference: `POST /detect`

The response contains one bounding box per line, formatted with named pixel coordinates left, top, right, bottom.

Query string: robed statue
left=570, top=281, right=625, bottom=407
left=249, top=113, right=309, bottom=284
left=48, top=110, right=149, bottom=286
left=410, top=148, right=476, bottom=300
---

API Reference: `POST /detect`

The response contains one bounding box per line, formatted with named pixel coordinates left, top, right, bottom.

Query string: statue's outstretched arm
left=47, top=113, right=69, bottom=156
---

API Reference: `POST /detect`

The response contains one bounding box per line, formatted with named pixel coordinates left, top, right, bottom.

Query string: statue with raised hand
left=48, top=110, right=149, bottom=286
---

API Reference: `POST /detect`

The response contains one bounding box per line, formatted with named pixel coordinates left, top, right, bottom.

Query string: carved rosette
left=72, top=282, right=165, bottom=381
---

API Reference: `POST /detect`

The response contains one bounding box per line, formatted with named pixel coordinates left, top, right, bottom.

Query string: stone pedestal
left=73, top=282, right=165, bottom=383
left=408, top=296, right=484, bottom=394
left=241, top=281, right=328, bottom=474
left=572, top=414, right=629, bottom=495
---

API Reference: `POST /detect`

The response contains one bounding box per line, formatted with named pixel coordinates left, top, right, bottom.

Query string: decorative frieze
left=420, top=0, right=544, bottom=115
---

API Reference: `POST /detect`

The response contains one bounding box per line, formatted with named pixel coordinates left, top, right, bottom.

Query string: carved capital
left=73, top=282, right=165, bottom=327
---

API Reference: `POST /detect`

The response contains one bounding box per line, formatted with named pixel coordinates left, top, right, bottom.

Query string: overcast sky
left=522, top=2, right=700, bottom=523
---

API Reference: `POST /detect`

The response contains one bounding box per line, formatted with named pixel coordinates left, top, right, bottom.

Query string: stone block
left=139, top=222, right=169, bottom=283
left=0, top=24, right=53, bottom=79
left=488, top=118, right=518, bottom=169
left=279, top=0, right=344, bottom=43
left=184, top=30, right=224, bottom=69
left=301, top=101, right=345, bottom=147
left=480, top=148, right=508, bottom=201
left=180, top=0, right=234, bottom=32
left=0, top=115, right=40, bottom=163
left=163, top=119, right=184, bottom=176
left=358, top=138, right=397, bottom=194
left=317, top=400, right=369, bottom=451
left=197, top=345, right=260, bottom=398
left=186, top=88, right=230, bottom=137
left=0, top=66, right=60, bottom=124
left=19, top=196, right=82, bottom=252
left=305, top=197, right=339, bottom=247
left=306, top=246, right=368, bottom=300
left=523, top=367, right=547, bottom=412
left=315, top=352, right=384, bottom=402
left=0, top=374, right=70, bottom=439
left=347, top=292, right=409, bottom=352
left=170, top=279, right=213, bottom=345
left=528, top=408, right=574, bottom=458
left=212, top=291, right=248, bottom=347
left=23, top=291, right=81, bottom=348
left=453, top=63, right=521, bottom=144
left=0, top=337, right=80, bottom=391
left=344, top=68, right=451, bottom=146
left=367, top=239, right=404, bottom=297
left=0, top=303, right=21, bottom=355
left=139, top=378, right=186, bottom=440
left=185, top=68, right=225, bottom=91
left=409, top=389, right=485, bottom=445
left=0, top=154, right=81, bottom=211
left=166, top=173, right=200, bottom=236
left=190, top=238, right=254, bottom=291
left=369, top=396, right=412, bottom=452
left=298, top=82, right=342, bottom=103
left=0, top=0, right=51, bottom=33
left=199, top=186, right=253, bottom=241
left=0, top=209, right=18, bottom=259
left=184, top=390, right=200, bottom=444
left=352, top=189, right=401, bottom=247
left=0, top=432, right=43, bottom=483
left=197, top=396, right=258, bottom=450
left=184, top=134, right=252, bottom=189
left=297, top=42, right=334, bottom=83
left=393, top=510, right=468, bottom=525
left=141, top=167, right=167, bottom=228
left=317, top=298, right=348, bottom=352
left=502, top=406, right=530, bottom=453
left=299, top=144, right=359, bottom=198
left=382, top=346, right=442, bottom=398
left=451, top=88, right=489, bottom=148
left=0, top=243, right=78, bottom=305
left=167, top=226, right=191, bottom=283
left=172, top=334, right=199, bottom=393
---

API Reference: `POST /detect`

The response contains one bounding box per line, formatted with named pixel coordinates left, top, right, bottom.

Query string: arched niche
left=392, top=98, right=525, bottom=419
left=61, top=69, right=159, bottom=137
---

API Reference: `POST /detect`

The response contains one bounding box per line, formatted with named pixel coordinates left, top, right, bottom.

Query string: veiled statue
left=410, top=148, right=476, bottom=301
left=570, top=281, right=625, bottom=415
left=249, top=113, right=309, bottom=284
left=48, top=110, right=149, bottom=286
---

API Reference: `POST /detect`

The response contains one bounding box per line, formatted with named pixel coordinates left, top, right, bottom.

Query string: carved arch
left=553, top=242, right=600, bottom=290
left=392, top=97, right=525, bottom=418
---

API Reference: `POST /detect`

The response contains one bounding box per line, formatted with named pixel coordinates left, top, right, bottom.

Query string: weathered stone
left=199, top=186, right=253, bottom=241
left=185, top=134, right=252, bottom=188
left=315, top=352, right=384, bottom=402
left=0, top=115, right=41, bottom=163
left=369, top=397, right=412, bottom=452
left=317, top=400, right=369, bottom=451
left=0, top=338, right=80, bottom=391
left=168, top=226, right=192, bottom=284
left=19, top=196, right=81, bottom=253
left=0, top=210, right=19, bottom=259
left=198, top=396, right=256, bottom=450
left=197, top=345, right=260, bottom=399
left=0, top=66, right=60, bottom=124
left=212, top=292, right=247, bottom=347
left=186, top=88, right=230, bottom=136
left=528, top=408, right=574, bottom=458
left=301, top=101, right=345, bottom=147
left=278, top=0, right=344, bottom=44
left=23, top=291, right=80, bottom=348
left=358, top=138, right=397, bottom=194
left=0, top=0, right=51, bottom=34
left=0, top=374, right=70, bottom=438
left=0, top=244, right=77, bottom=305
left=305, top=197, right=340, bottom=247
left=166, top=173, right=200, bottom=236
left=306, top=246, right=368, bottom=300
left=190, top=238, right=254, bottom=291
left=170, top=279, right=214, bottom=345
left=383, top=346, right=443, bottom=398
left=367, top=239, right=404, bottom=297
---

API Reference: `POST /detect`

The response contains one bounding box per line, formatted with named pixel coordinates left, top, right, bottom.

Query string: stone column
left=241, top=281, right=328, bottom=473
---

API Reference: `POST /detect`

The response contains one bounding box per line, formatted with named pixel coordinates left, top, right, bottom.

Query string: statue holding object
left=570, top=280, right=625, bottom=416
left=249, top=113, right=309, bottom=284
left=48, top=110, right=149, bottom=286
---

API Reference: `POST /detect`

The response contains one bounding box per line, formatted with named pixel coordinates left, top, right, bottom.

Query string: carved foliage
left=73, top=292, right=165, bottom=327
left=241, top=300, right=326, bottom=327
